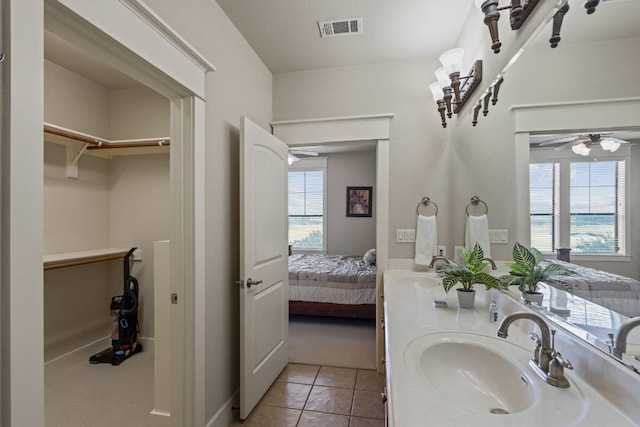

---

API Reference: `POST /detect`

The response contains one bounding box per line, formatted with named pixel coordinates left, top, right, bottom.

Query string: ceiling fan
left=288, top=146, right=319, bottom=164
left=535, top=133, right=630, bottom=156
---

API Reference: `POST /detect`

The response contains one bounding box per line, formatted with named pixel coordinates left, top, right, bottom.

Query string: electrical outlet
left=437, top=246, right=446, bottom=257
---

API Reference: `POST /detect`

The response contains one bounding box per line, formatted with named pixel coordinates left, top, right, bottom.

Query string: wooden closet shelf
left=43, top=248, right=132, bottom=270
left=44, top=123, right=170, bottom=149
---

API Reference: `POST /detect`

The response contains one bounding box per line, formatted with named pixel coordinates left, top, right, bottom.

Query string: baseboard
left=45, top=335, right=154, bottom=375
left=205, top=390, right=238, bottom=427
left=138, top=336, right=155, bottom=353
left=45, top=336, right=111, bottom=374
left=148, top=410, right=171, bottom=427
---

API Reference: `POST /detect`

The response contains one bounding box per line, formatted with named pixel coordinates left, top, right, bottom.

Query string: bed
left=543, top=259, right=640, bottom=318
left=288, top=252, right=377, bottom=319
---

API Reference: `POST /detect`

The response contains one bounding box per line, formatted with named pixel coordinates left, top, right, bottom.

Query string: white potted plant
left=437, top=243, right=501, bottom=309
left=500, top=242, right=574, bottom=305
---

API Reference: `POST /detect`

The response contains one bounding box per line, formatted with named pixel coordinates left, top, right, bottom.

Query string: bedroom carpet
left=288, top=315, right=377, bottom=370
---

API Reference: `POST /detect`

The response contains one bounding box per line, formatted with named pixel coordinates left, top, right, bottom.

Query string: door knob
left=246, top=278, right=263, bottom=288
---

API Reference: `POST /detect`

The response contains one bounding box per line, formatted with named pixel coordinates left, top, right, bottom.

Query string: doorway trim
left=271, top=113, right=393, bottom=372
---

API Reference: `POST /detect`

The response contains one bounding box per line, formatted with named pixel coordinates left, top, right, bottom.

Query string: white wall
left=274, top=60, right=451, bottom=260
left=43, top=142, right=112, bottom=361
left=326, top=150, right=377, bottom=256
left=43, top=61, right=113, bottom=361
left=44, top=59, right=110, bottom=136
left=141, top=0, right=273, bottom=424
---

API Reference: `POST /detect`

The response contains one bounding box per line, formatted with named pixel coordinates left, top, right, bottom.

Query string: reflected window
left=570, top=161, right=625, bottom=254
left=530, top=151, right=627, bottom=256
left=530, top=163, right=559, bottom=252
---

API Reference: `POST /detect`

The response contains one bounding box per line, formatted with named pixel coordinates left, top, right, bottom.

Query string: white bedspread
left=288, top=254, right=376, bottom=305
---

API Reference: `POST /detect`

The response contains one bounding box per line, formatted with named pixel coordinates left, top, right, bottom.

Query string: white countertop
left=383, top=269, right=637, bottom=427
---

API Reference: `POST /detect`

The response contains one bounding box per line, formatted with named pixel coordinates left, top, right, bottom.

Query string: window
left=288, top=158, right=327, bottom=251
left=529, top=149, right=628, bottom=256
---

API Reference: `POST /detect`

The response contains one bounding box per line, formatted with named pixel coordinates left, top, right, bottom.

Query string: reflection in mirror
left=481, top=0, right=640, bottom=368
left=504, top=283, right=640, bottom=370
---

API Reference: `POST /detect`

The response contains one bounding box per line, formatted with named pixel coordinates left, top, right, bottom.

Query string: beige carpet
left=45, top=346, right=153, bottom=427
left=288, top=315, right=376, bottom=370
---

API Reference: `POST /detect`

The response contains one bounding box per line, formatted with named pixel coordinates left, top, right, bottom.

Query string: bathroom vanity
left=383, top=270, right=640, bottom=426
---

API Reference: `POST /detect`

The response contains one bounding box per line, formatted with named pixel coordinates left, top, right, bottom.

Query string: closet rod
left=44, top=123, right=170, bottom=149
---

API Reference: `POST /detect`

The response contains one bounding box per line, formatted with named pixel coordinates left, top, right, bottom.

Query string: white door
left=239, top=117, right=289, bottom=419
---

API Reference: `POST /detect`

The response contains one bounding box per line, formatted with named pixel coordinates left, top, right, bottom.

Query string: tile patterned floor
left=230, top=364, right=386, bottom=427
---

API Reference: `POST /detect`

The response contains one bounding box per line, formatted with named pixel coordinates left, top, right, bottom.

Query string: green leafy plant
left=437, top=243, right=501, bottom=292
left=500, top=242, right=574, bottom=294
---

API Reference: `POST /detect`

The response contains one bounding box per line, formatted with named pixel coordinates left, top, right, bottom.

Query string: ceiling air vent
left=318, top=17, right=363, bottom=38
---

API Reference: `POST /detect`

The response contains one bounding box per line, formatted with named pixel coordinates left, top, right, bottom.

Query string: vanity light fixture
left=475, top=0, right=540, bottom=54
left=584, top=0, right=600, bottom=14
left=472, top=76, right=505, bottom=127
left=549, top=3, right=570, bottom=48
left=429, top=48, right=483, bottom=128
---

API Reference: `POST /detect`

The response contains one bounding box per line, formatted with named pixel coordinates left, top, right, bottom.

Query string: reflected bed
left=544, top=260, right=640, bottom=318
left=288, top=253, right=377, bottom=319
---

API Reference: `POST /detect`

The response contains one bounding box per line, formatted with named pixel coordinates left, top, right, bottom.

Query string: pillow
left=363, top=248, right=376, bottom=266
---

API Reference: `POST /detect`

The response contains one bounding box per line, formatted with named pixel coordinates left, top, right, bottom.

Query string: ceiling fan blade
left=606, top=137, right=630, bottom=144
left=289, top=149, right=319, bottom=156
left=537, top=135, right=580, bottom=146
left=553, top=141, right=580, bottom=150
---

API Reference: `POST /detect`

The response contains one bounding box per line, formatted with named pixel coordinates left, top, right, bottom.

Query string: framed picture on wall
left=346, top=186, right=373, bottom=217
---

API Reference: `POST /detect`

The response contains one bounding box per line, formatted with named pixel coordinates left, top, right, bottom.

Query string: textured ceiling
left=216, top=0, right=475, bottom=74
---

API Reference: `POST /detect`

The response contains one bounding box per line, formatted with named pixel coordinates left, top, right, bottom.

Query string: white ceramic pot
left=456, top=289, right=476, bottom=309
left=522, top=291, right=544, bottom=305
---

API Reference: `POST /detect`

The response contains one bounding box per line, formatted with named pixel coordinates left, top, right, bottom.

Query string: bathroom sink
left=403, top=332, right=588, bottom=423
left=404, top=332, right=535, bottom=414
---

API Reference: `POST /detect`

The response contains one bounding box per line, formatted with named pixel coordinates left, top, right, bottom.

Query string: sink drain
left=489, top=408, right=509, bottom=415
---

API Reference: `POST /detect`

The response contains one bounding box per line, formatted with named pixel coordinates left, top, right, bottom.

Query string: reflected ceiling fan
left=288, top=146, right=319, bottom=164
left=536, top=133, right=630, bottom=156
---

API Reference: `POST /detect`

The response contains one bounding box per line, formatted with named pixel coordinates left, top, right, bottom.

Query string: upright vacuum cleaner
left=90, top=247, right=143, bottom=365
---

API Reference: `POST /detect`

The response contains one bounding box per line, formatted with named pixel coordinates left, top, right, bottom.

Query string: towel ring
left=465, top=196, right=488, bottom=216
left=416, top=197, right=438, bottom=217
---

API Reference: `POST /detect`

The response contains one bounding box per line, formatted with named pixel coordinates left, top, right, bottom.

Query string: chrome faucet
left=429, top=255, right=450, bottom=269
left=613, top=317, right=640, bottom=359
left=497, top=311, right=572, bottom=388
left=483, top=257, right=497, bottom=270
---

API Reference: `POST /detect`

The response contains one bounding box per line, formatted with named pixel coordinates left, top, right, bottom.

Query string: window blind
left=570, top=160, right=624, bottom=254
left=288, top=170, right=324, bottom=250
left=529, top=163, right=558, bottom=252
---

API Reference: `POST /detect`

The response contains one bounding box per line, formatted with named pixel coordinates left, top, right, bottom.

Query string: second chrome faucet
left=497, top=311, right=573, bottom=388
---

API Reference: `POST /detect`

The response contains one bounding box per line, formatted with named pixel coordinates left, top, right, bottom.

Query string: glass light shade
left=600, top=138, right=621, bottom=152
left=435, top=67, right=450, bottom=89
left=439, top=48, right=464, bottom=76
left=287, top=153, right=299, bottom=165
left=429, top=82, right=444, bottom=102
left=571, top=143, right=591, bottom=156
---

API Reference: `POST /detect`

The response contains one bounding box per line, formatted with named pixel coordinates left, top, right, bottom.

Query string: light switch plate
left=396, top=229, right=416, bottom=243
left=488, top=229, right=508, bottom=244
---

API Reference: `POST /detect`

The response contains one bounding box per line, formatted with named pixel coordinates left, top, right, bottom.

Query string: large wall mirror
left=451, top=0, right=640, bottom=368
